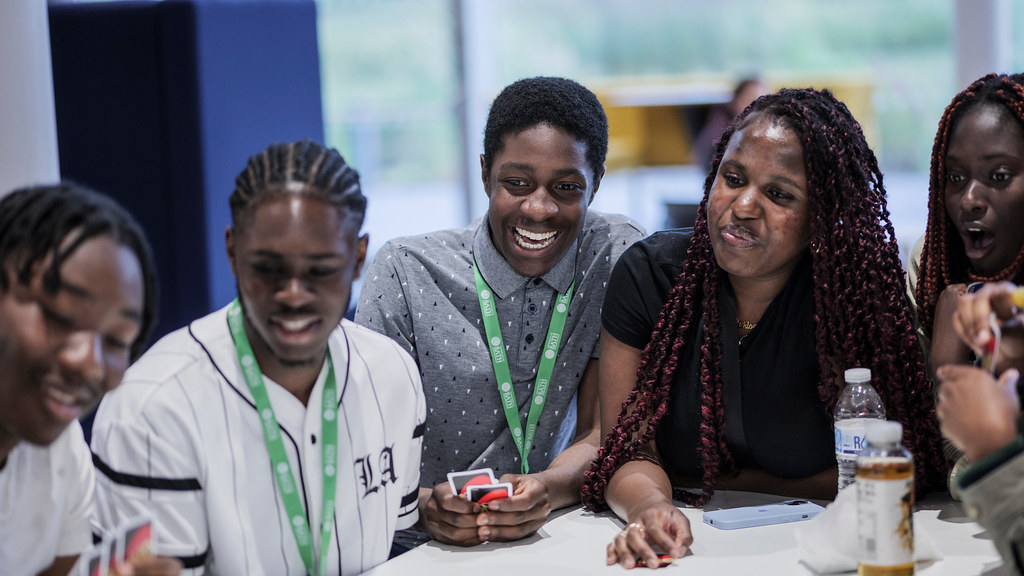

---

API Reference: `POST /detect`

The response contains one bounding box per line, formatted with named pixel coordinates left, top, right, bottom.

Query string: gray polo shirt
left=355, top=211, right=644, bottom=486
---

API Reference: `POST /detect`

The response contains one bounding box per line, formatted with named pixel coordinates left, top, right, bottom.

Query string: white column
left=455, top=0, right=497, bottom=223
left=0, top=0, right=60, bottom=196
left=954, top=0, right=1011, bottom=89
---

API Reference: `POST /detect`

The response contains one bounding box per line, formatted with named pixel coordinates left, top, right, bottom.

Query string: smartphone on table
left=702, top=499, right=824, bottom=530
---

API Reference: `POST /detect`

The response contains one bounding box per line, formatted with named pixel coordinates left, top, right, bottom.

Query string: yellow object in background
left=1012, top=287, right=1024, bottom=310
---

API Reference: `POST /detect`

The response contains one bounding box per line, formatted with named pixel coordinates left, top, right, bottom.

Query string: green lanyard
left=473, top=262, right=574, bottom=474
left=227, top=300, right=337, bottom=576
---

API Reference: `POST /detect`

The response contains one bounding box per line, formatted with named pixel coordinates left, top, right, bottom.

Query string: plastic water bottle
left=856, top=420, right=914, bottom=575
left=834, top=367, right=886, bottom=492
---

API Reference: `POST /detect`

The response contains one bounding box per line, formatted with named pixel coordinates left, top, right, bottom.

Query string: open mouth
left=963, top=226, right=995, bottom=256
left=513, top=227, right=557, bottom=250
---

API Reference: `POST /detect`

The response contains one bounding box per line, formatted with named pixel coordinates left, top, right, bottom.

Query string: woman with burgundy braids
left=582, top=88, right=946, bottom=569
left=908, top=73, right=1024, bottom=494
left=910, top=73, right=1024, bottom=372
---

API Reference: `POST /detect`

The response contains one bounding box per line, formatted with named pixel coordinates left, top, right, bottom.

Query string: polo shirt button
left=528, top=303, right=538, bottom=313
left=525, top=333, right=534, bottom=344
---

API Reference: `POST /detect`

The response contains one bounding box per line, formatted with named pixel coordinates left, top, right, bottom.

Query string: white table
left=365, top=491, right=1006, bottom=575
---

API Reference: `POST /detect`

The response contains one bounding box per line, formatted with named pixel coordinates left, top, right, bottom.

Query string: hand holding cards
left=979, top=312, right=1002, bottom=375
left=72, top=515, right=153, bottom=576
left=447, top=468, right=512, bottom=511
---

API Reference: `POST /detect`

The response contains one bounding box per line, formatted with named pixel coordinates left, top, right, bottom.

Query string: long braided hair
left=229, top=140, right=366, bottom=230
left=915, top=73, right=1024, bottom=337
left=582, top=88, right=946, bottom=509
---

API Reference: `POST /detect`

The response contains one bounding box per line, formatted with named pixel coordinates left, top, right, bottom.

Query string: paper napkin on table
left=793, top=485, right=941, bottom=573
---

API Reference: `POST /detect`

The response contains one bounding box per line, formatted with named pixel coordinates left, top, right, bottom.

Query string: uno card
left=100, top=536, right=117, bottom=576
left=116, top=515, right=153, bottom=566
left=447, top=468, right=496, bottom=496
left=465, top=482, right=513, bottom=505
left=981, top=312, right=1002, bottom=375
left=71, top=545, right=103, bottom=576
left=635, top=554, right=674, bottom=568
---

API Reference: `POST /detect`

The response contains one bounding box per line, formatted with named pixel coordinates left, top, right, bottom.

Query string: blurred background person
left=690, top=76, right=769, bottom=170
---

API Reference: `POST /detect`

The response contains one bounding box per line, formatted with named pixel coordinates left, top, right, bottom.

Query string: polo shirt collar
left=472, top=219, right=577, bottom=298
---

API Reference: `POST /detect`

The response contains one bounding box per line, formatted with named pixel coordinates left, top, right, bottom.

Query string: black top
left=602, top=229, right=835, bottom=480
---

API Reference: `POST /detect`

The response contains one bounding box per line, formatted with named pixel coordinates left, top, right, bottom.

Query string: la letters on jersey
left=354, top=445, right=398, bottom=497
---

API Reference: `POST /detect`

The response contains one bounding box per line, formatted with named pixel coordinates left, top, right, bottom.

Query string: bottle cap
left=865, top=420, right=902, bottom=444
left=844, top=367, right=871, bottom=384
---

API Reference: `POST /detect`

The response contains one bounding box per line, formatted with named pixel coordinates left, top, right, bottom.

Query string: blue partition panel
left=49, top=0, right=324, bottom=342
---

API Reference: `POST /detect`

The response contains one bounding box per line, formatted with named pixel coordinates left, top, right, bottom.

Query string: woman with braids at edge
left=908, top=73, right=1024, bottom=492
left=580, top=88, right=946, bottom=569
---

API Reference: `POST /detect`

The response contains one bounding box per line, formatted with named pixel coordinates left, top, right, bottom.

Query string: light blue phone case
left=702, top=499, right=824, bottom=530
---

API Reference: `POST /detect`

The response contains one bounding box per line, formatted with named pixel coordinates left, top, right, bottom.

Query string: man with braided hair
left=908, top=73, right=1024, bottom=493
left=581, top=88, right=946, bottom=569
left=91, top=141, right=426, bottom=575
left=356, top=76, right=644, bottom=548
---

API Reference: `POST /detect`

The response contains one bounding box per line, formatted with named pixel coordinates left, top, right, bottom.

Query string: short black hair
left=482, top=76, right=608, bottom=181
left=0, top=182, right=159, bottom=360
left=229, top=140, right=366, bottom=230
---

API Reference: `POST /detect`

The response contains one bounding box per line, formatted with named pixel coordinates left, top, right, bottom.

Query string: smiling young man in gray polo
left=356, top=76, right=644, bottom=548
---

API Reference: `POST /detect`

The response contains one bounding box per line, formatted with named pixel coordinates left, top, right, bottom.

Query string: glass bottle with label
left=856, top=420, right=914, bottom=576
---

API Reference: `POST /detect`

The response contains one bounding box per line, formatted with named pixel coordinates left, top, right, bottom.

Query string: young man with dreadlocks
left=0, top=183, right=179, bottom=575
left=91, top=141, right=426, bottom=575
left=355, top=76, right=644, bottom=548
left=580, top=88, right=947, bottom=569
left=908, top=73, right=1024, bottom=493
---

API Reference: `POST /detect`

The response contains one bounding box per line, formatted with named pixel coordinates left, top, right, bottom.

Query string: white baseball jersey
left=0, top=424, right=94, bottom=576
left=91, top=306, right=425, bottom=575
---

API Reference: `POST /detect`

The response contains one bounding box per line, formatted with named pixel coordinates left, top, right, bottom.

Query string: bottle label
left=857, top=469, right=914, bottom=567
left=834, top=418, right=872, bottom=456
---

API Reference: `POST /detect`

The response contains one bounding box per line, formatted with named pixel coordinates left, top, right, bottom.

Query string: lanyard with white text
left=473, top=261, right=574, bottom=474
left=227, top=300, right=337, bottom=576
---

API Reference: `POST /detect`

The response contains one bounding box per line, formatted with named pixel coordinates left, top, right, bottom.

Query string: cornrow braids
left=229, top=140, right=366, bottom=230
left=582, top=88, right=946, bottom=511
left=0, top=182, right=159, bottom=360
left=915, top=73, right=1024, bottom=336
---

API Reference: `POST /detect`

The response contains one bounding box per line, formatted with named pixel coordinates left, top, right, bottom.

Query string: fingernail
left=480, top=528, right=491, bottom=540
left=478, top=514, right=489, bottom=525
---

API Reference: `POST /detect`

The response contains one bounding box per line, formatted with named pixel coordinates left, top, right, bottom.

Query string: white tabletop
left=365, top=491, right=1006, bottom=575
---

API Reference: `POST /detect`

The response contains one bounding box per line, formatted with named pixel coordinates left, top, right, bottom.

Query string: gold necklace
left=737, top=319, right=757, bottom=346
